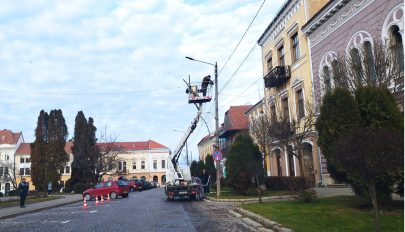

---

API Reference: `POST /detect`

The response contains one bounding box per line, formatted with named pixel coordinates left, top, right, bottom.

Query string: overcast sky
left=0, top=0, right=283, bottom=162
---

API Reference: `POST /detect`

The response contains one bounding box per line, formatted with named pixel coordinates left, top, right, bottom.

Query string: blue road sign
left=213, top=150, right=223, bottom=161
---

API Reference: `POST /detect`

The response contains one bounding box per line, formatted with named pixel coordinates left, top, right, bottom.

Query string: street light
left=185, top=56, right=221, bottom=198
left=173, top=129, right=189, bottom=166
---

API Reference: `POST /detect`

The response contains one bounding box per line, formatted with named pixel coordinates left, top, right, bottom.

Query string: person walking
left=200, top=169, right=210, bottom=195
left=18, top=178, right=29, bottom=208
left=201, top=75, right=213, bottom=97
left=47, top=181, right=52, bottom=196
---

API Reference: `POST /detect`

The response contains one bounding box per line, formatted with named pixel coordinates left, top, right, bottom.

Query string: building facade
left=0, top=130, right=24, bottom=195
left=197, top=133, right=215, bottom=161
left=301, top=0, right=404, bottom=185
left=257, top=0, right=329, bottom=186
left=0, top=129, right=170, bottom=195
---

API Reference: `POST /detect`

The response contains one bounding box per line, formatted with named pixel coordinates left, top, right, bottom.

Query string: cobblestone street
left=0, top=188, right=253, bottom=232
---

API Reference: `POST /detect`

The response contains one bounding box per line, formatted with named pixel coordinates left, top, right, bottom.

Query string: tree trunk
left=257, top=177, right=262, bottom=203
left=370, top=182, right=381, bottom=232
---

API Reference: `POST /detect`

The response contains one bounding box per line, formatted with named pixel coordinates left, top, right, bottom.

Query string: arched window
left=322, top=66, right=332, bottom=91
left=350, top=47, right=363, bottom=82
left=274, top=149, right=282, bottom=176
left=390, top=25, right=404, bottom=72
left=363, top=41, right=377, bottom=82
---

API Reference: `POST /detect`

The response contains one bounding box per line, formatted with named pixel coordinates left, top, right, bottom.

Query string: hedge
left=265, top=176, right=308, bottom=191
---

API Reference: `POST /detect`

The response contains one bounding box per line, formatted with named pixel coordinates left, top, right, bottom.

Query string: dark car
left=82, top=180, right=130, bottom=201
left=127, top=180, right=143, bottom=192
left=140, top=180, right=153, bottom=190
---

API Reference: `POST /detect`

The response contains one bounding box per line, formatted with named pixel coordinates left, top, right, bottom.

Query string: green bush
left=265, top=176, right=308, bottom=191
left=73, top=183, right=90, bottom=194
left=244, top=187, right=258, bottom=196
left=298, top=189, right=317, bottom=203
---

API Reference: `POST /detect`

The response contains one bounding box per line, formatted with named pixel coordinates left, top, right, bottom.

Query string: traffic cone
left=83, top=197, right=89, bottom=210
left=100, top=195, right=104, bottom=204
left=95, top=195, right=99, bottom=206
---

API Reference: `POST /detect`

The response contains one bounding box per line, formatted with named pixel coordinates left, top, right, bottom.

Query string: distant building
left=197, top=133, right=215, bottom=161
left=0, top=129, right=170, bottom=195
left=0, top=129, right=24, bottom=195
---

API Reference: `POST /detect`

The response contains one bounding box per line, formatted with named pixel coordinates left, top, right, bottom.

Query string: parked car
left=140, top=180, right=153, bottom=190
left=151, top=181, right=160, bottom=188
left=82, top=180, right=130, bottom=201
left=127, top=180, right=143, bottom=192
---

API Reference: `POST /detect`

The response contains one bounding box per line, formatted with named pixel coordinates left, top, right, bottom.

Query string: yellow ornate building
left=256, top=0, right=329, bottom=185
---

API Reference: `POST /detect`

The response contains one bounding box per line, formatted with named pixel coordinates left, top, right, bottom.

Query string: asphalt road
left=0, top=188, right=253, bottom=232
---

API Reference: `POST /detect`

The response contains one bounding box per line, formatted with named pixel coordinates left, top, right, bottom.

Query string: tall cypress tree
left=46, top=109, right=69, bottom=191
left=68, top=111, right=98, bottom=189
left=31, top=110, right=49, bottom=192
left=31, top=109, right=68, bottom=192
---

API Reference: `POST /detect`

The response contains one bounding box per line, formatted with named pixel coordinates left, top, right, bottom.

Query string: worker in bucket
left=201, top=75, right=213, bottom=96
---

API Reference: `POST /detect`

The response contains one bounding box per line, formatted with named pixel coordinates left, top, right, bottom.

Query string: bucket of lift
left=187, top=85, right=212, bottom=104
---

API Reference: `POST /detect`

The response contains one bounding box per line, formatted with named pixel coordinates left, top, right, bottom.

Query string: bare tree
left=249, top=112, right=272, bottom=176
left=0, top=160, right=18, bottom=193
left=268, top=100, right=317, bottom=184
left=94, top=131, right=123, bottom=182
left=317, top=39, right=404, bottom=108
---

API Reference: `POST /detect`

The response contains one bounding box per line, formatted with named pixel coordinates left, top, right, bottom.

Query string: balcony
left=264, top=66, right=291, bottom=88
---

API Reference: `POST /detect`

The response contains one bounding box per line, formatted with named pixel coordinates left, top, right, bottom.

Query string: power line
left=219, top=43, right=258, bottom=94
left=218, top=0, right=267, bottom=76
left=0, top=86, right=182, bottom=96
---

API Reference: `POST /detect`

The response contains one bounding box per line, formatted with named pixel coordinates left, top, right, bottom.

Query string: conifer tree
left=204, top=154, right=216, bottom=183
left=31, top=110, right=49, bottom=192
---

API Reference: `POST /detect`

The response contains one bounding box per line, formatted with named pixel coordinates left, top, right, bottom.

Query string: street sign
left=213, top=150, right=223, bottom=161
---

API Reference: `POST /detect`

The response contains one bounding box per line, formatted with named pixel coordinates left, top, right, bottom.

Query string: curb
left=231, top=208, right=294, bottom=232
left=0, top=197, right=83, bottom=220
left=206, top=195, right=297, bottom=203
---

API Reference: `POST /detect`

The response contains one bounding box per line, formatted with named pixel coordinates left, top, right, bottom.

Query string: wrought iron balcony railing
left=264, top=66, right=291, bottom=88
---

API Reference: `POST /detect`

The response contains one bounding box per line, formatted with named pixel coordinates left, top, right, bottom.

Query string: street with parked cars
left=0, top=187, right=252, bottom=232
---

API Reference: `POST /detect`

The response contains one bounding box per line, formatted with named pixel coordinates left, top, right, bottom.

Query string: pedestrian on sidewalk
left=47, top=182, right=52, bottom=196
left=200, top=169, right=210, bottom=195
left=18, top=178, right=29, bottom=208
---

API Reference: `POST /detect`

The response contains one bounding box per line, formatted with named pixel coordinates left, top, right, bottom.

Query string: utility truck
left=164, top=78, right=212, bottom=201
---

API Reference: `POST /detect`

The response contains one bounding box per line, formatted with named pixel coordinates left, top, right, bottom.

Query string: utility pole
left=185, top=56, right=221, bottom=197
left=214, top=62, right=221, bottom=198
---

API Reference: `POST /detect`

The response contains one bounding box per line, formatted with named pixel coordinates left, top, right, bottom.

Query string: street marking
left=89, top=210, right=98, bottom=213
left=61, top=220, right=71, bottom=224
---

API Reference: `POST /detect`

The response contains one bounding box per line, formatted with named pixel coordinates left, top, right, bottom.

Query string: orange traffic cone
left=100, top=195, right=104, bottom=204
left=95, top=195, right=99, bottom=206
left=83, top=197, right=89, bottom=210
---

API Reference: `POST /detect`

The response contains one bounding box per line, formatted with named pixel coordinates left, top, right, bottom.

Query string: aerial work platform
left=186, top=84, right=212, bottom=104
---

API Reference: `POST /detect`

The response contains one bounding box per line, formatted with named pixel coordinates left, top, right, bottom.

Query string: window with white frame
left=291, top=32, right=300, bottom=62
left=161, top=160, right=166, bottom=169
left=390, top=25, right=404, bottom=72
left=295, top=89, right=305, bottom=119
left=118, top=161, right=127, bottom=172
left=278, top=45, right=285, bottom=66
left=141, top=161, right=145, bottom=170
left=281, top=97, right=289, bottom=121
left=132, top=160, right=137, bottom=170
left=153, top=160, right=157, bottom=169
left=266, top=53, right=273, bottom=72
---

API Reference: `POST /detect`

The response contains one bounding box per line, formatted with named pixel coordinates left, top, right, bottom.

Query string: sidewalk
left=0, top=194, right=83, bottom=220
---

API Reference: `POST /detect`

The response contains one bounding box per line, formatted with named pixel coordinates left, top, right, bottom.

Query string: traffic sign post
left=213, top=150, right=223, bottom=161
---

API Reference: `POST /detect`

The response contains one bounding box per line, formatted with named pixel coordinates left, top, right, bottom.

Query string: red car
left=127, top=180, right=143, bottom=192
left=82, top=180, right=130, bottom=201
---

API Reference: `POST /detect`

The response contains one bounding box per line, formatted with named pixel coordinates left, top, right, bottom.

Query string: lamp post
left=185, top=56, right=220, bottom=198
left=173, top=129, right=189, bottom=166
